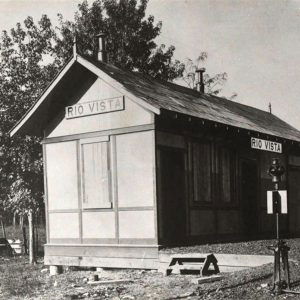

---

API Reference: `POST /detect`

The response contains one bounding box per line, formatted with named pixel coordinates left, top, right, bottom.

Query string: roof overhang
left=10, top=54, right=160, bottom=137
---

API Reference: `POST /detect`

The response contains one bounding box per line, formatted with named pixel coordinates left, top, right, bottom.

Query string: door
left=288, top=167, right=300, bottom=234
left=159, top=148, right=186, bottom=244
left=241, top=159, right=259, bottom=236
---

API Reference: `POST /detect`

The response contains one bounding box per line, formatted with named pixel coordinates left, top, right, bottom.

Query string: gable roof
left=10, top=54, right=300, bottom=143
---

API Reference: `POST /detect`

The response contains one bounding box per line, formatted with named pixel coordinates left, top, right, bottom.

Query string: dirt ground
left=1, top=238, right=300, bottom=299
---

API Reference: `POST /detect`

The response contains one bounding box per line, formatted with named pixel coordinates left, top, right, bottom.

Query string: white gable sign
left=251, top=137, right=282, bottom=153
left=66, top=96, right=124, bottom=119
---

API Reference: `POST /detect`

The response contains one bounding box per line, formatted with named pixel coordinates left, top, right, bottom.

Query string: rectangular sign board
left=251, top=137, right=282, bottom=153
left=65, top=96, right=124, bottom=119
left=267, top=190, right=287, bottom=214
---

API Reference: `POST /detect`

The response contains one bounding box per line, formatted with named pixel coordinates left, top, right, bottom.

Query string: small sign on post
left=267, top=158, right=292, bottom=295
left=267, top=190, right=287, bottom=214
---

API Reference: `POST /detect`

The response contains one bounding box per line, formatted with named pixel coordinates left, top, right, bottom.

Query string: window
left=81, top=137, right=111, bottom=209
left=191, top=142, right=212, bottom=202
left=218, top=147, right=235, bottom=203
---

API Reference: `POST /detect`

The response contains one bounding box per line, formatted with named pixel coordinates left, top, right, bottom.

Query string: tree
left=55, top=0, right=184, bottom=80
left=0, top=15, right=58, bottom=263
left=182, top=52, right=229, bottom=96
left=0, top=0, right=185, bottom=263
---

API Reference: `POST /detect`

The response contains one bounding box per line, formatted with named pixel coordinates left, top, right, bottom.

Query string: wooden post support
left=49, top=265, right=63, bottom=276
left=96, top=267, right=104, bottom=272
left=28, top=210, right=36, bottom=264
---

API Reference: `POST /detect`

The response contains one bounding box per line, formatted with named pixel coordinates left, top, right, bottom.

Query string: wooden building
left=10, top=42, right=300, bottom=269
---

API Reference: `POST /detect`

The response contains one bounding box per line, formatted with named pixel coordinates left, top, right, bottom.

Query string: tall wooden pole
left=28, top=210, right=36, bottom=264
left=1, top=219, right=6, bottom=239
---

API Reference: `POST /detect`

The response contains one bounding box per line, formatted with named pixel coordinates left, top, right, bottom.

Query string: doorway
left=288, top=167, right=300, bottom=234
left=240, top=158, right=259, bottom=237
left=158, top=147, right=186, bottom=245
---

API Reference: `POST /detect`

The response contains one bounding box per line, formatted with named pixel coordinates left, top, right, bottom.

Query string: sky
left=0, top=0, right=300, bottom=129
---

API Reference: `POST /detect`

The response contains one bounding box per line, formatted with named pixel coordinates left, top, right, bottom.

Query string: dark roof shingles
left=84, top=56, right=300, bottom=142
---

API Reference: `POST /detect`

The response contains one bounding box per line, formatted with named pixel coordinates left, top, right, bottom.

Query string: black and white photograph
left=0, top=0, right=300, bottom=299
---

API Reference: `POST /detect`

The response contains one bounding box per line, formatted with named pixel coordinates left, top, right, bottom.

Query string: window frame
left=216, top=145, right=236, bottom=205
left=189, top=140, right=213, bottom=205
left=79, top=136, right=112, bottom=210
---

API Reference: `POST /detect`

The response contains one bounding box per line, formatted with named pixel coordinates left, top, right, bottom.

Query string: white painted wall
left=82, top=211, right=115, bottom=239
left=119, top=211, right=155, bottom=239
left=46, top=78, right=153, bottom=138
left=116, top=131, right=155, bottom=208
left=46, top=141, right=79, bottom=210
left=44, top=75, right=158, bottom=244
left=49, top=213, right=79, bottom=239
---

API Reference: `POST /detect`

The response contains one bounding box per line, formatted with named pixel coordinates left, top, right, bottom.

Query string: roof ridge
left=80, top=54, right=296, bottom=129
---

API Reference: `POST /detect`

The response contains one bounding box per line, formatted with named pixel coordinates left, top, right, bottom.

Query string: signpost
left=267, top=191, right=287, bottom=214
left=267, top=158, right=293, bottom=296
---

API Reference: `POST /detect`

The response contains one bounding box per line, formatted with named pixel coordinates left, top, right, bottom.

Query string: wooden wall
left=44, top=129, right=157, bottom=245
left=288, top=155, right=300, bottom=234
left=116, top=131, right=156, bottom=241
left=45, top=77, right=153, bottom=138
left=156, top=129, right=293, bottom=244
left=43, top=72, right=158, bottom=249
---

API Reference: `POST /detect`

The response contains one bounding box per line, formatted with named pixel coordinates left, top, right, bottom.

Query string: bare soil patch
left=1, top=238, right=300, bottom=299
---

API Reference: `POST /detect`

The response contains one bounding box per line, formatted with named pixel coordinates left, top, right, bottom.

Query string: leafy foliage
left=0, top=0, right=185, bottom=217
left=55, top=0, right=184, bottom=80
left=182, top=52, right=228, bottom=96
left=0, top=15, right=58, bottom=216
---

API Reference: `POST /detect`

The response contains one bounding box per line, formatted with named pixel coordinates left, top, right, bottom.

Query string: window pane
left=218, top=147, right=235, bottom=203
left=82, top=142, right=111, bottom=208
left=220, top=148, right=231, bottom=202
left=192, top=142, right=211, bottom=202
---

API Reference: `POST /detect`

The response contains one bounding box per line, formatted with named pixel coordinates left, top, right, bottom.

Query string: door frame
left=156, top=145, right=188, bottom=245
left=239, top=157, right=260, bottom=237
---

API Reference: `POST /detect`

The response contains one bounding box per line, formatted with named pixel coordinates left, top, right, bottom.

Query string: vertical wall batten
left=184, top=140, right=190, bottom=239
left=152, top=130, right=158, bottom=243
left=42, top=143, right=50, bottom=244
left=111, top=135, right=120, bottom=242
left=77, top=140, right=83, bottom=244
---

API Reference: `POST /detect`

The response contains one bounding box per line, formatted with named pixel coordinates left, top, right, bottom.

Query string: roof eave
left=10, top=56, right=77, bottom=137
left=10, top=54, right=160, bottom=137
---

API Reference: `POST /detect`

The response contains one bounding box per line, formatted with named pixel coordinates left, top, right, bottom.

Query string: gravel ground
left=1, top=238, right=300, bottom=299
left=161, top=238, right=300, bottom=260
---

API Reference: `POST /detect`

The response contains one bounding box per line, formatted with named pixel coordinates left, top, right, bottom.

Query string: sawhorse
left=166, top=253, right=220, bottom=276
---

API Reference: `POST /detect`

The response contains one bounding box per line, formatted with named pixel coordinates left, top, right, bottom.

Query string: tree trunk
left=22, top=226, right=28, bottom=255
left=13, top=212, right=16, bottom=230
left=35, top=220, right=39, bottom=256
left=19, top=214, right=24, bottom=229
left=1, top=219, right=6, bottom=239
left=28, top=210, right=36, bottom=264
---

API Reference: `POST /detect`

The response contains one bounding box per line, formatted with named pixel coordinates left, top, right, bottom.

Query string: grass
left=0, top=257, right=46, bottom=298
